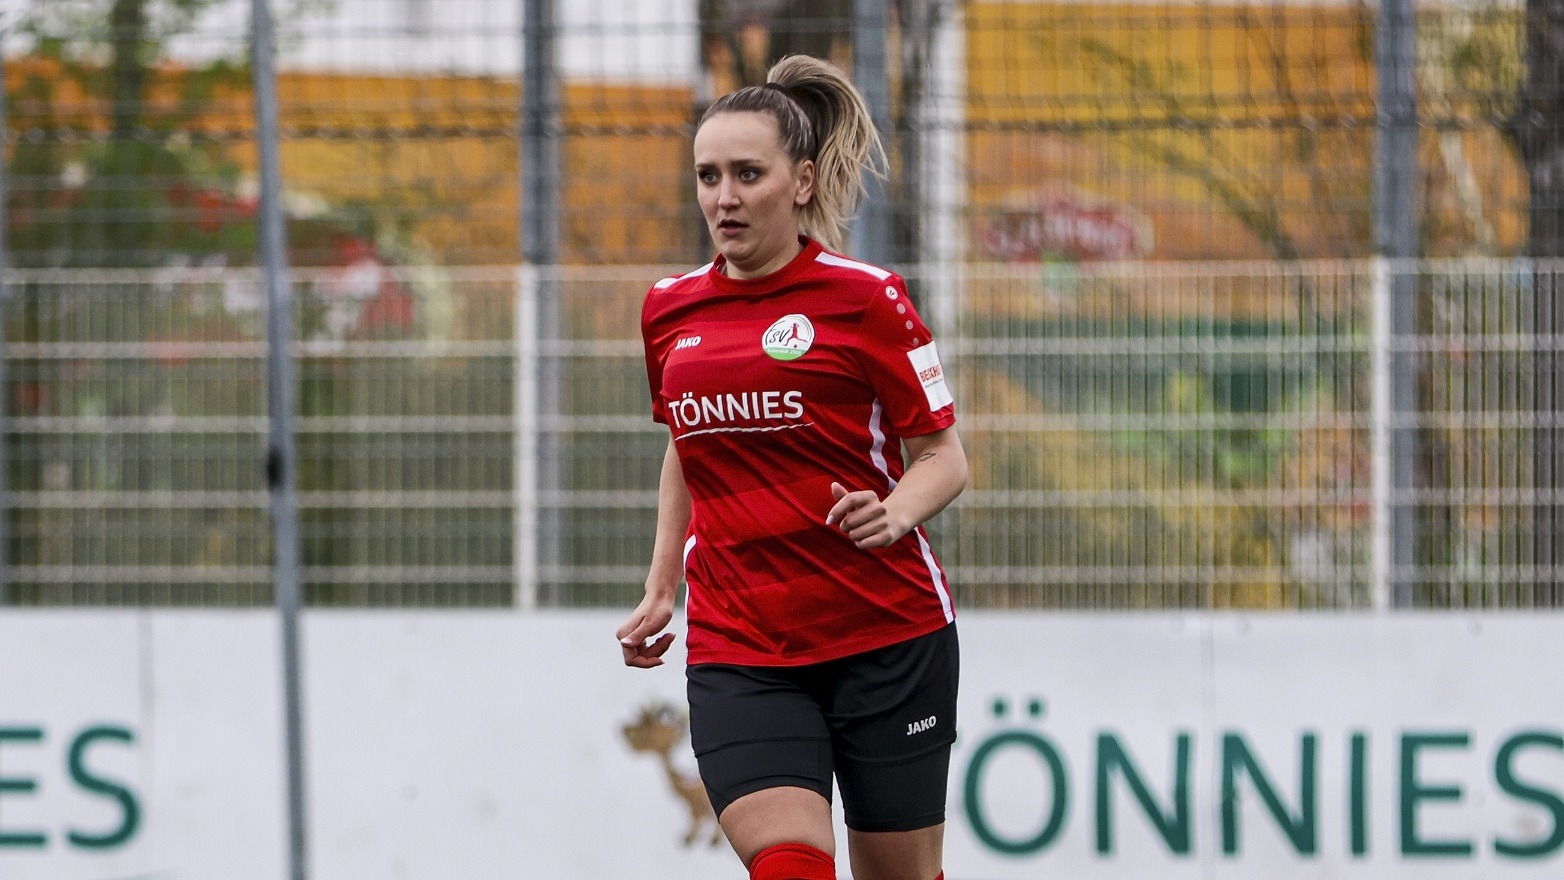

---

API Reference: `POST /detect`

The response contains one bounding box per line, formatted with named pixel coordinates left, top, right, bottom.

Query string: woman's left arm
left=826, top=425, right=969, bottom=549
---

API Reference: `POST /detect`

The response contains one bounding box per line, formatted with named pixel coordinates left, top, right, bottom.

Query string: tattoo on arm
left=911, top=451, right=938, bottom=467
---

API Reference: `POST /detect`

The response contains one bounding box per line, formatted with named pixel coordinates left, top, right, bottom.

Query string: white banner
left=1, top=611, right=1560, bottom=879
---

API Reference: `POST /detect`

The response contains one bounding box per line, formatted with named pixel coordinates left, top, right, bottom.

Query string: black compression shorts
left=686, top=623, right=959, bottom=833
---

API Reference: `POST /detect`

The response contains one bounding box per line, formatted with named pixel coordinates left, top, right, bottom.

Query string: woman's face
left=693, top=111, right=815, bottom=279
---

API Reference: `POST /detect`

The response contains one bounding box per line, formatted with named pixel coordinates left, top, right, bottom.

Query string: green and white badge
left=762, top=314, right=815, bottom=361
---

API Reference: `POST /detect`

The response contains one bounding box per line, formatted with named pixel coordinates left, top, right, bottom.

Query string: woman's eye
left=698, top=171, right=717, bottom=184
left=739, top=169, right=759, bottom=182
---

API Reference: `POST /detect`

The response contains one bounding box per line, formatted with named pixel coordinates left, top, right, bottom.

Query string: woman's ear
left=794, top=159, right=816, bottom=207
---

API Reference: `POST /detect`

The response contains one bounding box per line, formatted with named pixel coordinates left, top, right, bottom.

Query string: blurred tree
left=6, top=0, right=253, bottom=267
left=7, top=0, right=342, bottom=268
left=3, top=0, right=434, bottom=607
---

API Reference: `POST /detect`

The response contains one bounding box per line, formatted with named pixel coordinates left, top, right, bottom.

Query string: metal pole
left=0, top=13, right=10, bottom=608
left=921, top=0, right=965, bottom=338
left=1373, top=0, right=1419, bottom=608
left=251, top=1, right=309, bottom=877
left=1519, top=0, right=1564, bottom=599
left=514, top=266, right=540, bottom=611
left=851, top=0, right=892, bottom=267
left=521, top=0, right=560, bottom=607
left=1369, top=258, right=1394, bottom=611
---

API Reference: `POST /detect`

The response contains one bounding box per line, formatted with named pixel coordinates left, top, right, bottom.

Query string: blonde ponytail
left=699, top=55, right=887, bottom=253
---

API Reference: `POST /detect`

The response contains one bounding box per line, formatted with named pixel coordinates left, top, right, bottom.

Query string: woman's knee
left=846, top=823, right=945, bottom=880
left=718, top=785, right=835, bottom=867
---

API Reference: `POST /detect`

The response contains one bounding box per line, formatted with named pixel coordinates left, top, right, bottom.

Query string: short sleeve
left=851, top=276, right=956, bottom=436
left=641, top=287, right=670, bottom=425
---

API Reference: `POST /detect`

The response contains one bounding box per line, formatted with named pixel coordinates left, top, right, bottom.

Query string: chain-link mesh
left=2, top=0, right=1559, bottom=609
left=536, top=259, right=1555, bottom=611
left=6, top=259, right=1552, bottom=608
left=4, top=265, right=517, bottom=606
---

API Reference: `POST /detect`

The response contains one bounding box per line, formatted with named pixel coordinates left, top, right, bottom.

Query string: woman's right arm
left=616, top=435, right=690, bottom=668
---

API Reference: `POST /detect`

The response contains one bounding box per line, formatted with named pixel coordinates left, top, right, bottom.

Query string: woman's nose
left=716, top=179, right=740, bottom=207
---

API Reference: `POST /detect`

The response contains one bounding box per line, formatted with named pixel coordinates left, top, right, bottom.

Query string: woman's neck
left=724, top=236, right=805, bottom=280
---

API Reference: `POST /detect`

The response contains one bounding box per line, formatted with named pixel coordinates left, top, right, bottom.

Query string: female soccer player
left=616, top=54, right=967, bottom=880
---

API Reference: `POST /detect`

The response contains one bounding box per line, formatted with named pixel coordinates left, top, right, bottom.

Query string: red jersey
left=642, top=237, right=957, bottom=667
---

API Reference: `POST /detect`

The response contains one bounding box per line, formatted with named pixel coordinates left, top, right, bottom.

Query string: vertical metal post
left=851, top=0, right=892, bottom=266
left=1369, top=258, right=1394, bottom=611
left=919, top=0, right=965, bottom=337
left=251, top=2, right=309, bottom=878
left=521, top=0, right=561, bottom=607
left=0, top=14, right=9, bottom=608
left=1517, top=0, right=1564, bottom=598
left=1373, top=0, right=1419, bottom=608
left=514, top=265, right=540, bottom=611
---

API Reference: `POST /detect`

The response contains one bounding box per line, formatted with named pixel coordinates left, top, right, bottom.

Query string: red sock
left=748, top=842, right=835, bottom=880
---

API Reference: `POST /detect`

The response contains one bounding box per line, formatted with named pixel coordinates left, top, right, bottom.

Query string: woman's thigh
left=821, top=624, right=960, bottom=832
left=687, top=661, right=834, bottom=824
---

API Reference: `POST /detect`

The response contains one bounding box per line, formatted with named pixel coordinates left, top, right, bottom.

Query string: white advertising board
left=1, top=610, right=1561, bottom=880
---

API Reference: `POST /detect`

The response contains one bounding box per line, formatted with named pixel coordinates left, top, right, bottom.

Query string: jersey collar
left=708, top=236, right=823, bottom=294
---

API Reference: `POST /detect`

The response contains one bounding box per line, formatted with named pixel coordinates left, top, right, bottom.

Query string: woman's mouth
left=717, top=219, right=747, bottom=237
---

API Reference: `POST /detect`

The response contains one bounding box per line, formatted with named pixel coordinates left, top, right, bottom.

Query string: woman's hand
left=824, top=426, right=969, bottom=550
left=825, top=481, right=910, bottom=549
left=619, top=436, right=688, bottom=669
left=616, top=588, right=677, bottom=668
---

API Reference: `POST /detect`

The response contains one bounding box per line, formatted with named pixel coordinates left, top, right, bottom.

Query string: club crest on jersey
left=761, top=314, right=815, bottom=361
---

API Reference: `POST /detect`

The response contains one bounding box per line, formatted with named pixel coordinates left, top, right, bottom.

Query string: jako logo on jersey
left=907, top=715, right=937, bottom=735
left=762, top=314, right=815, bottom=361
left=675, top=336, right=702, bottom=350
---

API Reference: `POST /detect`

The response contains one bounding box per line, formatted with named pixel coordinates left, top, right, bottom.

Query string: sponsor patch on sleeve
left=907, top=342, right=954, bottom=412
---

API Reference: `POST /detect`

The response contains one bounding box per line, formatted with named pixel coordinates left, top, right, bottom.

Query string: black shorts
left=686, top=623, right=959, bottom=833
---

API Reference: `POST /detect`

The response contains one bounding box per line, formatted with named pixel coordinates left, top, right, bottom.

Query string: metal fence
left=4, top=264, right=517, bottom=606
left=1, top=0, right=1560, bottom=611
left=4, top=258, right=1556, bottom=610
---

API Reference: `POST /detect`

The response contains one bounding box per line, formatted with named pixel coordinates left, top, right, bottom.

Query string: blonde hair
left=698, top=55, right=887, bottom=253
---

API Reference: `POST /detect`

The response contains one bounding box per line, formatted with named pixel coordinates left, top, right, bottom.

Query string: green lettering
left=1220, top=731, right=1317, bottom=856
left=1350, top=732, right=1369, bottom=857
left=0, top=727, right=47, bottom=849
left=1400, top=732, right=1473, bottom=858
left=67, top=726, right=140, bottom=850
left=1095, top=732, right=1192, bottom=855
left=964, top=730, right=1069, bottom=855
left=1493, top=731, right=1564, bottom=859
